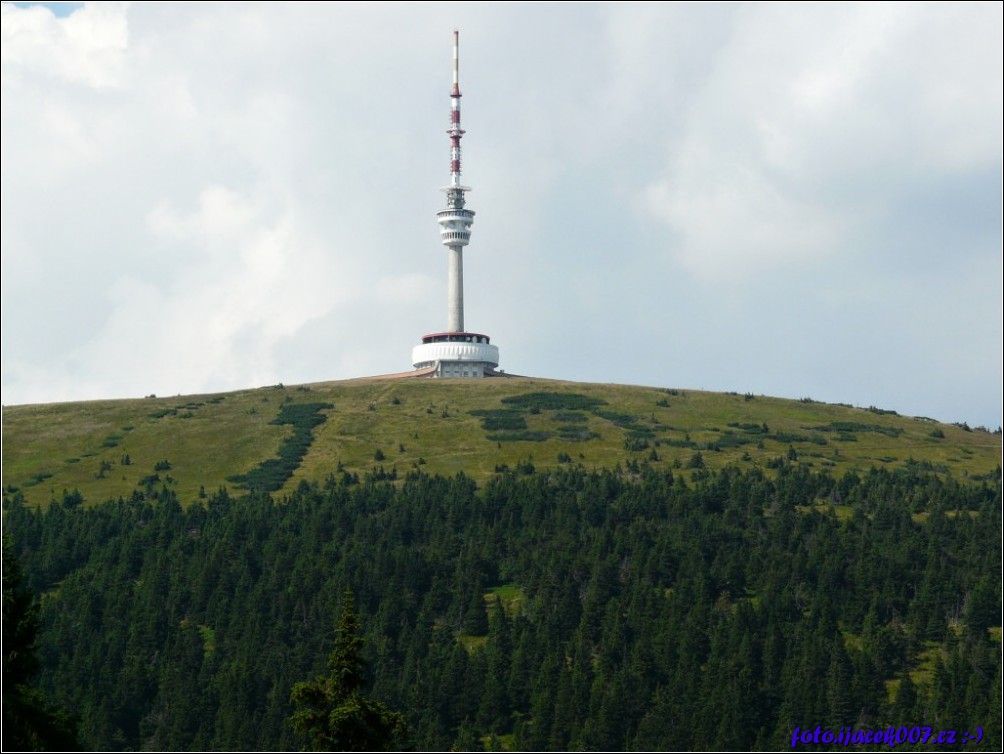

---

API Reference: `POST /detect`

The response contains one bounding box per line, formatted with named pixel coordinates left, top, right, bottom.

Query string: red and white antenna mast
left=437, top=29, right=475, bottom=332
left=449, top=29, right=464, bottom=189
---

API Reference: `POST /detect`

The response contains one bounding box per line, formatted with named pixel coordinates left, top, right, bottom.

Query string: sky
left=1, top=2, right=1001, bottom=428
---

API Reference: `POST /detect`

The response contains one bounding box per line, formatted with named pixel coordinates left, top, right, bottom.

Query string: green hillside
left=3, top=376, right=999, bottom=507
left=3, top=376, right=1001, bottom=751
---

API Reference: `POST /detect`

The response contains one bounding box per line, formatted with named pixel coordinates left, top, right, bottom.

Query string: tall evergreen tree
left=2, top=533, right=79, bottom=751
left=289, top=589, right=405, bottom=751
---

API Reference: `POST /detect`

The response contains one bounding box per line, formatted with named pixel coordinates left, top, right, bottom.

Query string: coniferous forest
left=3, top=463, right=1001, bottom=751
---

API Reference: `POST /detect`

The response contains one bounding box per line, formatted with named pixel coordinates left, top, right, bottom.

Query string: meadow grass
left=3, top=377, right=999, bottom=507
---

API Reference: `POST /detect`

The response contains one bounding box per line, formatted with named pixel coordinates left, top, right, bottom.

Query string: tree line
left=3, top=462, right=1000, bottom=750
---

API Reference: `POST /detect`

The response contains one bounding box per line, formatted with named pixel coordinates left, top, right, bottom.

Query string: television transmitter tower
left=412, top=31, right=501, bottom=377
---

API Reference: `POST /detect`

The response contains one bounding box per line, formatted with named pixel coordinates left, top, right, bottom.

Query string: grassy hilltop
left=3, top=376, right=999, bottom=507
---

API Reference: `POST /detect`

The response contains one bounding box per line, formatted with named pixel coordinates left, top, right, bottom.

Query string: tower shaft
left=448, top=245, right=464, bottom=332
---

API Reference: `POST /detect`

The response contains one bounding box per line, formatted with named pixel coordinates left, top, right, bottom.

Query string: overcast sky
left=2, top=2, right=1001, bottom=428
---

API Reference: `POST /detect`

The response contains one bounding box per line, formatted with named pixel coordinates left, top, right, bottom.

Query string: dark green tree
left=289, top=589, right=405, bottom=751
left=463, top=588, right=489, bottom=636
left=2, top=533, right=79, bottom=751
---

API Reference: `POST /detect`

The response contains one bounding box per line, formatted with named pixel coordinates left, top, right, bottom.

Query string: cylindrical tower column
left=447, top=245, right=464, bottom=332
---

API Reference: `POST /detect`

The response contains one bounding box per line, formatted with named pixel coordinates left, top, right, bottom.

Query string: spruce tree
left=289, top=588, right=405, bottom=751
left=2, top=533, right=79, bottom=751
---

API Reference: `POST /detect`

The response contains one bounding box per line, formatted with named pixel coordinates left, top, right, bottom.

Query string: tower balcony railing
left=436, top=208, right=475, bottom=220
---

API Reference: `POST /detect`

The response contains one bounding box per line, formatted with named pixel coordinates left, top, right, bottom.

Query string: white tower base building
left=412, top=331, right=499, bottom=378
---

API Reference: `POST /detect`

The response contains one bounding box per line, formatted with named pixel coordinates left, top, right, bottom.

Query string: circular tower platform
left=412, top=332, right=499, bottom=378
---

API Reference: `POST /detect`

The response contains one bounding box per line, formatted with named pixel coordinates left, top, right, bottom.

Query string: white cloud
left=56, top=183, right=341, bottom=398
left=638, top=2, right=1002, bottom=289
left=0, top=1, right=128, bottom=88
left=644, top=165, right=844, bottom=281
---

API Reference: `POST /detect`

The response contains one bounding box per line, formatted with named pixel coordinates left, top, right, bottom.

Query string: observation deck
left=437, top=205, right=475, bottom=247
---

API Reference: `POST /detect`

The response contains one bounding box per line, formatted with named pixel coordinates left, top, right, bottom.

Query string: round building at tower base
left=412, top=332, right=500, bottom=378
